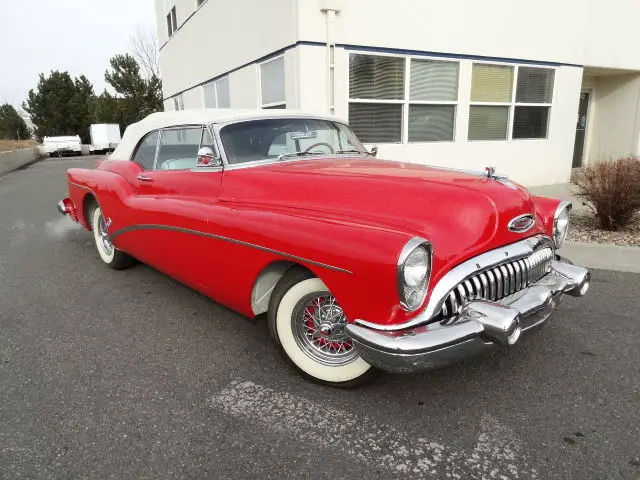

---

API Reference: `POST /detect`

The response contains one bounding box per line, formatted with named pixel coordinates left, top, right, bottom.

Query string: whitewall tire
left=268, top=268, right=376, bottom=387
left=90, top=205, right=133, bottom=270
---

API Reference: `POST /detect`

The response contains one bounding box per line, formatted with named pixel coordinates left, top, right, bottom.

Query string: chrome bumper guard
left=345, top=260, right=590, bottom=374
left=56, top=200, right=67, bottom=216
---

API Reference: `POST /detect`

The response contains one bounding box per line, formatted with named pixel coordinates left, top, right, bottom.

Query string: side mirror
left=197, top=147, right=222, bottom=168
left=370, top=145, right=378, bottom=157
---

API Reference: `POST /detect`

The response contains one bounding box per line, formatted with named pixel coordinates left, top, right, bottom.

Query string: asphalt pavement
left=0, top=156, right=638, bottom=479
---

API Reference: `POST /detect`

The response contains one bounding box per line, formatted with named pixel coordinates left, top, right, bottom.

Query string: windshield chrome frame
left=210, top=115, right=369, bottom=170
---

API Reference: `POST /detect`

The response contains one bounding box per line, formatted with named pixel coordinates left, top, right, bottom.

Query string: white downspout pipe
left=321, top=1, right=341, bottom=115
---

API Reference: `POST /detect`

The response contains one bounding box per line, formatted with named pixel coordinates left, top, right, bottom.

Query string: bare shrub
left=573, top=157, right=640, bottom=230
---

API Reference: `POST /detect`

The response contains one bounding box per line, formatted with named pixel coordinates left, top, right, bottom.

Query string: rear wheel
left=268, top=268, right=376, bottom=387
left=91, top=206, right=134, bottom=270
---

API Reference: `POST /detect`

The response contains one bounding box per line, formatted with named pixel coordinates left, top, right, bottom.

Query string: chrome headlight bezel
left=553, top=201, right=572, bottom=249
left=397, top=238, right=432, bottom=312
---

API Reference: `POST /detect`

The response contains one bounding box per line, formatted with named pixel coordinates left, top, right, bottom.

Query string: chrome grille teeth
left=486, top=270, right=496, bottom=300
left=440, top=247, right=553, bottom=320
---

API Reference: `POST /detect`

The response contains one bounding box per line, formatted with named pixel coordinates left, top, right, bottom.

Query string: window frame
left=347, top=52, right=460, bottom=144
left=130, top=124, right=221, bottom=171
left=130, top=130, right=161, bottom=171
left=259, top=55, right=286, bottom=109
left=469, top=62, right=554, bottom=142
left=202, top=76, right=230, bottom=108
left=166, top=6, right=177, bottom=37
left=173, top=94, right=184, bottom=111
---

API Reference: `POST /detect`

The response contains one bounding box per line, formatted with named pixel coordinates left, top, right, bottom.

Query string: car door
left=114, top=124, right=223, bottom=290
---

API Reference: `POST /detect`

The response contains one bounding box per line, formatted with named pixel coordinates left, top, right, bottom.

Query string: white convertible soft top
left=110, top=108, right=344, bottom=161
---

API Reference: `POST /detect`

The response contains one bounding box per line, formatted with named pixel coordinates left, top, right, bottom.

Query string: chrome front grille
left=440, top=247, right=554, bottom=320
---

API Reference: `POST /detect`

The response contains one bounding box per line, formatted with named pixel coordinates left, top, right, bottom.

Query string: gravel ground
left=568, top=209, right=640, bottom=247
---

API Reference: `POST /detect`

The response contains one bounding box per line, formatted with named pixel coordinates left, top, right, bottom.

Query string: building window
left=348, top=54, right=459, bottom=143
left=166, top=6, right=177, bottom=37
left=203, top=77, right=230, bottom=108
left=513, top=67, right=554, bottom=139
left=260, top=56, right=286, bottom=108
left=408, top=59, right=458, bottom=142
left=469, top=64, right=554, bottom=140
left=173, top=94, right=184, bottom=111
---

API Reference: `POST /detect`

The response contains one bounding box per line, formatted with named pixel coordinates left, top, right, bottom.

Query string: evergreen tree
left=23, top=71, right=95, bottom=143
left=93, top=90, right=128, bottom=133
left=0, top=104, right=31, bottom=140
left=104, top=54, right=163, bottom=127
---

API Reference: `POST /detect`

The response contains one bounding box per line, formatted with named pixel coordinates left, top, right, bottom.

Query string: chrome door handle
left=136, top=174, right=153, bottom=181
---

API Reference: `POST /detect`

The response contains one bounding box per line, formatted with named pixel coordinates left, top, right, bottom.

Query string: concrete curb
left=0, top=147, right=44, bottom=177
left=559, top=241, right=640, bottom=273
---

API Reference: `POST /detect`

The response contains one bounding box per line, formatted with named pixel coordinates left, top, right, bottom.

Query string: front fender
left=215, top=202, right=416, bottom=326
left=532, top=196, right=566, bottom=241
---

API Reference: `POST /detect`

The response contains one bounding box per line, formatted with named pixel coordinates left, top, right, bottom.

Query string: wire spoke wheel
left=97, top=215, right=114, bottom=256
left=291, top=293, right=358, bottom=366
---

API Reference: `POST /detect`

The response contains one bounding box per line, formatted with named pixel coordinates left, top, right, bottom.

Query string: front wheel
left=91, top=206, right=134, bottom=270
left=268, top=268, right=376, bottom=387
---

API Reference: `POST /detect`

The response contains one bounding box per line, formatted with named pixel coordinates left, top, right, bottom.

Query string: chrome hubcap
left=292, top=293, right=358, bottom=366
left=97, top=215, right=113, bottom=255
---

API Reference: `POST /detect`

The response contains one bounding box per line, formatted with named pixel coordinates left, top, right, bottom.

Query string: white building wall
left=297, top=0, right=640, bottom=70
left=585, top=0, right=640, bottom=70
left=157, top=0, right=297, bottom=98
left=586, top=74, right=640, bottom=162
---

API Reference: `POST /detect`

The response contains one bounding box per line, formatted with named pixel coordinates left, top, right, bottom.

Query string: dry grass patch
left=0, top=139, right=39, bottom=153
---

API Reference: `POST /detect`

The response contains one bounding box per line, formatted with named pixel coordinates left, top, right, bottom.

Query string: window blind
left=513, top=106, right=549, bottom=139
left=261, top=57, right=285, bottom=105
left=468, top=106, right=509, bottom=140
left=203, top=83, right=217, bottom=108
left=349, top=103, right=402, bottom=143
left=516, top=67, right=554, bottom=103
left=471, top=64, right=514, bottom=103
left=216, top=77, right=230, bottom=108
left=349, top=55, right=404, bottom=100
left=410, top=60, right=458, bottom=101
left=408, top=105, right=455, bottom=142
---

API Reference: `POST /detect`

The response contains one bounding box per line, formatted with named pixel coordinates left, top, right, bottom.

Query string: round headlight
left=403, top=247, right=429, bottom=287
left=397, top=238, right=432, bottom=312
left=553, top=203, right=571, bottom=248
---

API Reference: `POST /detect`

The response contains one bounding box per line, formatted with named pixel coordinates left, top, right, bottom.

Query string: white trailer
left=89, top=124, right=121, bottom=153
left=42, top=135, right=82, bottom=157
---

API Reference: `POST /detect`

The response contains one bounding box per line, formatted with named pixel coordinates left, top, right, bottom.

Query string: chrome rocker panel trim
left=345, top=259, right=590, bottom=374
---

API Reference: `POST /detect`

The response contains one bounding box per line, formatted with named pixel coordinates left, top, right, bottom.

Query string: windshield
left=219, top=118, right=368, bottom=164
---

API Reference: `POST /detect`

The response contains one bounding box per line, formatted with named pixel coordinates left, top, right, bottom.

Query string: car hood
left=221, top=158, right=543, bottom=267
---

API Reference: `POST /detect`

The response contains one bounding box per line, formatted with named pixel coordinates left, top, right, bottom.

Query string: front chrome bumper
left=345, top=260, right=590, bottom=374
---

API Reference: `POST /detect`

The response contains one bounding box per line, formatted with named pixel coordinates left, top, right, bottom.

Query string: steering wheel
left=304, top=142, right=334, bottom=154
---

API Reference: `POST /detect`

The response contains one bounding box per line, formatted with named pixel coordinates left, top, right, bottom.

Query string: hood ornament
left=485, top=166, right=508, bottom=180
left=485, top=166, right=517, bottom=190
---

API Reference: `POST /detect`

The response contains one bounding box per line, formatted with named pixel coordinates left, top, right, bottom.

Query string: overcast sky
left=0, top=0, right=156, bottom=110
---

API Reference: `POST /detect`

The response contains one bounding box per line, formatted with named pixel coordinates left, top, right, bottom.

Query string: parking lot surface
left=0, top=156, right=639, bottom=479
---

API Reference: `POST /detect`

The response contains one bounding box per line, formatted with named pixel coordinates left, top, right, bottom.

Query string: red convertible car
left=57, top=109, right=590, bottom=387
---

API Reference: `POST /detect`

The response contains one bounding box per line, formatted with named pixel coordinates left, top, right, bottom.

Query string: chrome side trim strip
left=109, top=224, right=352, bottom=274
left=355, top=235, right=554, bottom=331
left=69, top=181, right=93, bottom=192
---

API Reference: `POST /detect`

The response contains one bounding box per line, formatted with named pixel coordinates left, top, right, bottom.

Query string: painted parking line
left=207, top=380, right=538, bottom=479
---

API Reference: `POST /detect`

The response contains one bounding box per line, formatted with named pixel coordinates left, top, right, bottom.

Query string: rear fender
left=66, top=167, right=135, bottom=232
